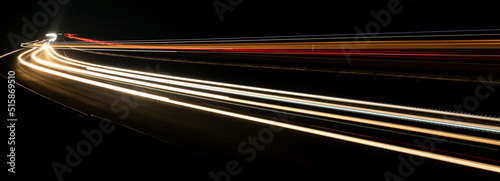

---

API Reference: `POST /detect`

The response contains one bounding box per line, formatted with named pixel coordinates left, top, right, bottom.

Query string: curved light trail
left=15, top=44, right=500, bottom=174
left=45, top=45, right=500, bottom=134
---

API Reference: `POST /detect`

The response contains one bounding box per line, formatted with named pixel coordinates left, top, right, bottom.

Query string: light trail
left=46, top=47, right=178, bottom=53
left=17, top=46, right=500, bottom=173
left=0, top=49, right=24, bottom=59
left=47, top=45, right=500, bottom=124
left=30, top=45, right=500, bottom=146
left=51, top=39, right=500, bottom=50
left=23, top=32, right=498, bottom=61
left=39, top=45, right=500, bottom=152
left=46, top=46, right=500, bottom=134
left=55, top=29, right=500, bottom=44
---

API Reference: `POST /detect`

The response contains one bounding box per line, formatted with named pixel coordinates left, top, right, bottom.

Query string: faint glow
left=0, top=49, right=24, bottom=59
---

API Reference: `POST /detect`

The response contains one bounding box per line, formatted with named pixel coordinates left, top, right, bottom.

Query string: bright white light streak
left=47, top=45, right=500, bottom=123
left=41, top=45, right=500, bottom=146
left=18, top=47, right=500, bottom=174
left=87, top=64, right=500, bottom=134
left=36, top=48, right=228, bottom=100
left=74, top=65, right=500, bottom=134
left=27, top=46, right=170, bottom=102
left=46, top=45, right=500, bottom=133
left=51, top=47, right=178, bottom=53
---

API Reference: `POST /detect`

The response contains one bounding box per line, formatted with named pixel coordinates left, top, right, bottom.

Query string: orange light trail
left=16, top=45, right=500, bottom=173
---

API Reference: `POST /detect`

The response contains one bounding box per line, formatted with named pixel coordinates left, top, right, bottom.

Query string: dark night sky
left=2, top=0, right=499, bottom=53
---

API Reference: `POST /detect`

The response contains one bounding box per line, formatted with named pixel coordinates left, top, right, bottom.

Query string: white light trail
left=35, top=46, right=500, bottom=146
left=18, top=46, right=500, bottom=173
left=48, top=45, right=500, bottom=123
left=46, top=46, right=500, bottom=134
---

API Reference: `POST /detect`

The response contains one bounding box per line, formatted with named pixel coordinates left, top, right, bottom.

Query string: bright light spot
left=46, top=33, right=57, bottom=42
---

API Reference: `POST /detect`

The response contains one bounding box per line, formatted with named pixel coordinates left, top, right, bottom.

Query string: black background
left=2, top=0, right=500, bottom=180
left=2, top=0, right=500, bottom=53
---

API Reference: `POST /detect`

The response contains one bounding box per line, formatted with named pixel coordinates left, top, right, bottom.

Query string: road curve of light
left=14, top=44, right=500, bottom=173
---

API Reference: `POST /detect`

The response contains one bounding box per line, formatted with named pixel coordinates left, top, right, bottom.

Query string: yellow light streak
left=37, top=45, right=500, bottom=146
left=18, top=46, right=500, bottom=173
left=47, top=45, right=500, bottom=124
